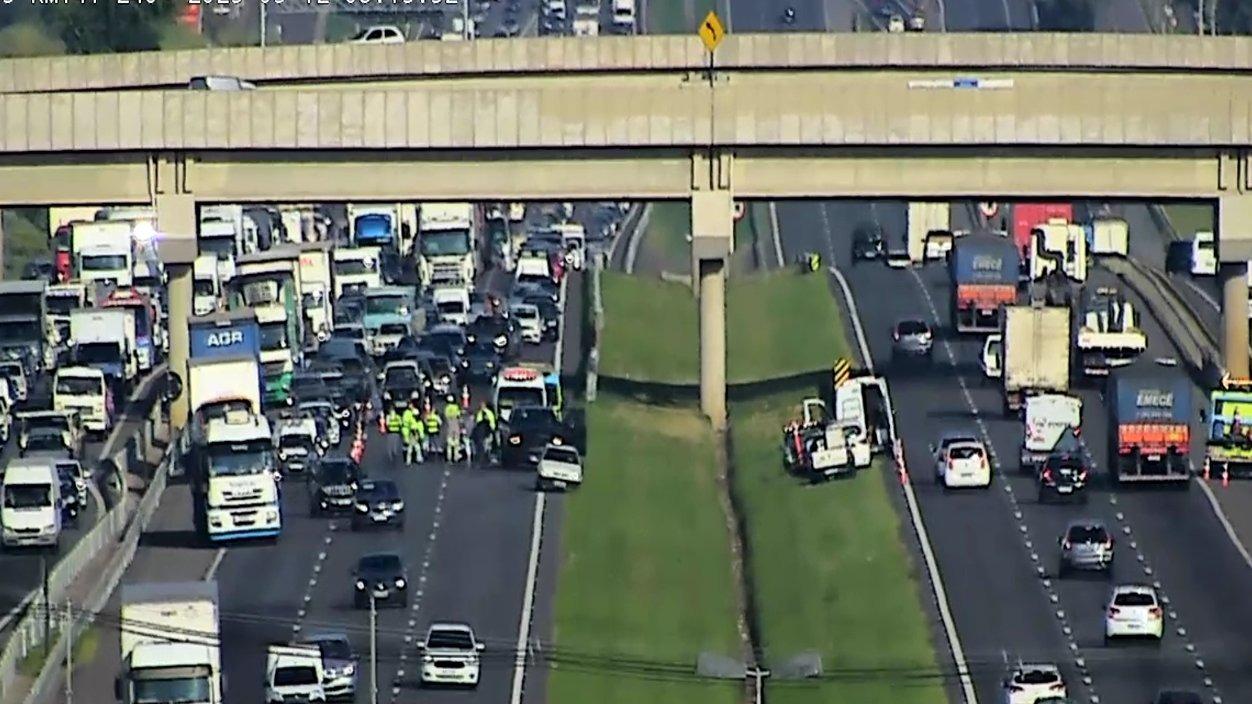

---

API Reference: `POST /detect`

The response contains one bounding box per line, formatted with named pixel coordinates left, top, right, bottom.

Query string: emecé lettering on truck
left=1136, top=390, right=1174, bottom=409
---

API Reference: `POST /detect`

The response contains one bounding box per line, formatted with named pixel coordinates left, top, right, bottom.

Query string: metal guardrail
left=20, top=431, right=179, bottom=704
left=0, top=369, right=170, bottom=703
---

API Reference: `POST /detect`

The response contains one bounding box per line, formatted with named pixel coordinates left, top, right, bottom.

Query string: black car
left=277, top=434, right=319, bottom=476
left=352, top=552, right=409, bottom=609
left=422, top=324, right=468, bottom=362
left=291, top=374, right=334, bottom=406
left=466, top=315, right=519, bottom=358
left=522, top=295, right=561, bottom=342
left=309, top=456, right=360, bottom=516
left=419, top=350, right=459, bottom=397
left=1038, top=451, right=1089, bottom=503
left=351, top=479, right=405, bottom=531
left=461, top=340, right=502, bottom=381
left=22, top=258, right=54, bottom=282
left=513, top=279, right=559, bottom=305
left=58, top=471, right=81, bottom=526
left=502, top=405, right=571, bottom=467
left=381, top=363, right=425, bottom=409
left=850, top=223, right=885, bottom=262
left=307, top=362, right=355, bottom=419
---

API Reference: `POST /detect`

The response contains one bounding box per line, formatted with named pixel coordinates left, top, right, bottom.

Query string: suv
left=1038, top=452, right=1089, bottom=503
left=891, top=319, right=933, bottom=361
left=351, top=479, right=404, bottom=531
left=850, top=223, right=885, bottom=262
left=309, top=456, right=360, bottom=517
left=1057, top=519, right=1113, bottom=577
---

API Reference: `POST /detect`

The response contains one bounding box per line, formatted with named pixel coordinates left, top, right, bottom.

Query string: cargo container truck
left=1000, top=304, right=1071, bottom=415
left=0, top=281, right=47, bottom=374
left=1085, top=216, right=1129, bottom=257
left=418, top=203, right=478, bottom=287
left=348, top=203, right=401, bottom=248
left=193, top=254, right=223, bottom=316
left=72, top=220, right=134, bottom=288
left=297, top=242, right=334, bottom=350
left=100, top=288, right=159, bottom=373
left=1012, top=202, right=1073, bottom=254
left=1109, top=370, right=1193, bottom=484
left=949, top=233, right=1019, bottom=333
left=332, top=246, right=384, bottom=298
left=43, top=283, right=86, bottom=350
left=69, top=308, right=137, bottom=390
left=1076, top=287, right=1146, bottom=377
left=117, top=581, right=223, bottom=704
left=229, top=247, right=304, bottom=405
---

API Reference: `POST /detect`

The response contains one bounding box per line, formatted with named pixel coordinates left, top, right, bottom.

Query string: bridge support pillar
left=1218, top=194, right=1252, bottom=379
left=154, top=193, right=198, bottom=431
left=692, top=189, right=733, bottom=429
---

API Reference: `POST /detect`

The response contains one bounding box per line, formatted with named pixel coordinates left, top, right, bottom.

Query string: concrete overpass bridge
left=2, top=33, right=1251, bottom=425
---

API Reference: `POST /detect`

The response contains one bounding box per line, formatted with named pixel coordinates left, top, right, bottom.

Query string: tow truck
left=781, top=398, right=870, bottom=481
left=1076, top=287, right=1146, bottom=377
left=1205, top=376, right=1252, bottom=478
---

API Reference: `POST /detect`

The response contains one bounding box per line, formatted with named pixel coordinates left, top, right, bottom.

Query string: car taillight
left=1105, top=539, right=1114, bottom=548
left=1108, top=606, right=1120, bottom=617
left=1073, top=426, right=1081, bottom=437
left=1007, top=684, right=1024, bottom=693
left=1049, top=683, right=1064, bottom=691
left=1149, top=607, right=1162, bottom=618
left=1078, top=470, right=1088, bottom=481
left=893, top=331, right=900, bottom=341
left=1061, top=540, right=1071, bottom=550
left=1042, top=469, right=1052, bottom=482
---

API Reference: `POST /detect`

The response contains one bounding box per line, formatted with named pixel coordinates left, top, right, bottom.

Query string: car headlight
left=461, top=360, right=469, bottom=368
left=494, top=335, right=507, bottom=346
left=552, top=436, right=564, bottom=445
left=355, top=502, right=369, bottom=513
left=384, top=391, right=393, bottom=400
left=343, top=663, right=356, bottom=676
left=509, top=435, right=522, bottom=445
left=392, top=500, right=404, bottom=511
left=395, top=578, right=406, bottom=588
left=355, top=579, right=366, bottom=590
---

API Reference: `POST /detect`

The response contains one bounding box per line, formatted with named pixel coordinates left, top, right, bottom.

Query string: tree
left=44, top=0, right=177, bottom=54
left=0, top=21, right=66, bottom=58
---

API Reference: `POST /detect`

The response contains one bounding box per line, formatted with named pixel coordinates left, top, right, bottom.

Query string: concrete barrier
left=0, top=367, right=170, bottom=703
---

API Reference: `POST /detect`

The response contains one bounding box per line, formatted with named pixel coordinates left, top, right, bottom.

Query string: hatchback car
left=934, top=439, right=991, bottom=489
left=1002, top=663, right=1066, bottom=704
left=351, top=479, right=405, bottom=531
left=503, top=406, right=571, bottom=467
left=1105, top=584, right=1164, bottom=642
left=891, top=319, right=934, bottom=360
left=418, top=622, right=485, bottom=688
left=850, top=223, right=885, bottom=262
left=352, top=553, right=408, bottom=609
left=309, top=456, right=360, bottom=517
left=1057, top=519, right=1113, bottom=577
left=1038, top=452, right=1089, bottom=503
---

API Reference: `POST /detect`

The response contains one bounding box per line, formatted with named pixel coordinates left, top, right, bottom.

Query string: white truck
left=573, top=3, right=600, bottom=35
left=1076, top=287, right=1147, bottom=377
left=418, top=203, right=477, bottom=288
left=906, top=202, right=951, bottom=263
left=53, top=367, right=112, bottom=434
left=43, top=282, right=86, bottom=349
left=196, top=409, right=281, bottom=542
left=1001, top=305, right=1072, bottom=415
left=611, top=0, right=635, bottom=32
left=70, top=308, right=137, bottom=388
left=297, top=243, right=334, bottom=350
left=781, top=399, right=868, bottom=480
left=118, top=581, right=223, bottom=704
left=1086, top=216, right=1129, bottom=257
left=198, top=217, right=240, bottom=260
left=1019, top=393, right=1083, bottom=472
left=72, top=220, right=134, bottom=287
left=432, top=286, right=471, bottom=326
left=348, top=203, right=406, bottom=250
left=554, top=222, right=587, bottom=271
left=193, top=254, right=223, bottom=316
left=1029, top=218, right=1089, bottom=283
left=332, top=246, right=384, bottom=298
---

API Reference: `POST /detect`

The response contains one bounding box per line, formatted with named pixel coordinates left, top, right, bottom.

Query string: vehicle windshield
left=1067, top=525, right=1108, bottom=543
left=76, top=342, right=121, bottom=364
left=359, top=554, right=402, bottom=572
left=310, top=638, right=353, bottom=660
left=1113, top=591, right=1156, bottom=607
left=421, top=230, right=472, bottom=257
left=206, top=442, right=273, bottom=477
left=132, top=676, right=211, bottom=703
left=273, top=666, right=319, bottom=687
left=280, top=434, right=313, bottom=450
left=193, top=279, right=216, bottom=296
left=199, top=238, right=235, bottom=257
left=365, top=295, right=409, bottom=317
left=427, top=630, right=474, bottom=650
left=80, top=254, right=127, bottom=271
left=259, top=322, right=289, bottom=351
left=56, top=376, right=102, bottom=396
left=25, top=434, right=65, bottom=452
left=948, top=446, right=984, bottom=461
left=385, top=368, right=420, bottom=387
left=238, top=280, right=282, bottom=306
left=3, top=484, right=52, bottom=509
left=897, top=320, right=929, bottom=336
left=1016, top=669, right=1060, bottom=685
left=498, top=388, right=545, bottom=412
left=44, top=296, right=81, bottom=315
left=511, top=407, right=557, bottom=427
left=377, top=323, right=408, bottom=337
left=358, top=481, right=399, bottom=501
left=334, top=258, right=378, bottom=276
left=302, top=291, right=325, bottom=310
left=318, top=462, right=354, bottom=484
left=544, top=447, right=579, bottom=464
left=511, top=306, right=538, bottom=321
left=0, top=322, right=40, bottom=343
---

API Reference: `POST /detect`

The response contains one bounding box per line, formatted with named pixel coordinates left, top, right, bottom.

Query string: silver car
left=301, top=632, right=358, bottom=700
left=891, top=319, right=934, bottom=360
left=1058, top=519, right=1114, bottom=577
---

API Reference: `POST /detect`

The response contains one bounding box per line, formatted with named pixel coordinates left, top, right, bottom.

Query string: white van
left=1191, top=231, right=1216, bottom=276
left=1, top=458, right=62, bottom=548
left=53, top=367, right=111, bottom=434
left=611, top=0, right=635, bottom=32
left=432, top=286, right=471, bottom=327
left=265, top=644, right=326, bottom=703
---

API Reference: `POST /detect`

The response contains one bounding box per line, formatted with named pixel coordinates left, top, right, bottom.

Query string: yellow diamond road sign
left=699, top=10, right=726, bottom=53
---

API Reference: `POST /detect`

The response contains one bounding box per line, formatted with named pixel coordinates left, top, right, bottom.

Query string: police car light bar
left=501, top=368, right=540, bottom=382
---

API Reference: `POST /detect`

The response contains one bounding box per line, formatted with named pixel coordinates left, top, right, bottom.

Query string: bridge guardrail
left=0, top=367, right=170, bottom=703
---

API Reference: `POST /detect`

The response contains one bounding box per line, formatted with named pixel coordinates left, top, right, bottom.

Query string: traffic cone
left=461, top=385, right=471, bottom=411
left=1223, top=465, right=1230, bottom=488
left=378, top=415, right=386, bottom=434
left=1203, top=457, right=1211, bottom=481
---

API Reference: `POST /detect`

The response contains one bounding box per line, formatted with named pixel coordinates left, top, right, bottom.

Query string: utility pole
left=369, top=595, right=378, bottom=704
left=41, top=555, right=50, bottom=652
left=64, top=602, right=73, bottom=704
left=260, top=2, right=268, bottom=47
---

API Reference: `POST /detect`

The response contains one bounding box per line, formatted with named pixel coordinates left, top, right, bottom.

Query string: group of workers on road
left=383, top=397, right=498, bottom=467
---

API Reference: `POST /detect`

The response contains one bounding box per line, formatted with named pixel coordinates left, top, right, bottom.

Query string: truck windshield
left=206, top=442, right=273, bottom=477
left=0, top=323, right=40, bottom=343
left=199, top=237, right=235, bottom=258
left=81, top=254, right=127, bottom=271
left=76, top=342, right=122, bottom=365
left=56, top=376, right=102, bottom=396
left=238, top=281, right=281, bottom=306
left=437, top=300, right=466, bottom=315
left=497, top=387, right=544, bottom=412
left=45, top=296, right=81, bottom=315
left=193, top=279, right=216, bottom=296
left=259, top=322, right=290, bottom=351
left=3, top=484, right=52, bottom=509
left=421, top=230, right=471, bottom=257
left=132, top=676, right=211, bottom=704
left=334, top=258, right=377, bottom=276
left=365, top=295, right=408, bottom=317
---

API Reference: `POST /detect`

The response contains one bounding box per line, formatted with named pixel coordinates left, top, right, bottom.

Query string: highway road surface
left=65, top=224, right=584, bottom=704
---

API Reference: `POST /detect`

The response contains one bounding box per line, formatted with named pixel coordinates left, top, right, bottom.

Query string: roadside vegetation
left=548, top=395, right=742, bottom=704
left=599, top=271, right=699, bottom=383
left=727, top=271, right=846, bottom=384
left=1162, top=203, right=1213, bottom=239
left=3, top=209, right=50, bottom=280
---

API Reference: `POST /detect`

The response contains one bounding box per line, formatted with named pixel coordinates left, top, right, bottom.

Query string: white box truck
left=297, top=243, right=334, bottom=349
left=70, top=308, right=137, bottom=387
left=1000, top=305, right=1071, bottom=415
left=72, top=220, right=134, bottom=287
left=118, top=581, right=223, bottom=704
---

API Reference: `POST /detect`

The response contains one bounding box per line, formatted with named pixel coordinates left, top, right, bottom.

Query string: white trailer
left=119, top=581, right=223, bottom=704
left=1087, top=217, right=1129, bottom=257
left=297, top=243, right=334, bottom=349
left=1001, top=305, right=1071, bottom=415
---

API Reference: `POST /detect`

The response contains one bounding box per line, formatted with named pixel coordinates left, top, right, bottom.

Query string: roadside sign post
left=699, top=10, right=726, bottom=87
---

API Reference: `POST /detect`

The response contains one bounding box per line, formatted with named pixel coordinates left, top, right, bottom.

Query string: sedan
left=891, top=319, right=933, bottom=360
left=351, top=479, right=405, bottom=531
left=1002, top=663, right=1066, bottom=704
left=462, top=340, right=502, bottom=382
left=352, top=553, right=408, bottom=609
left=418, top=622, right=484, bottom=688
left=301, top=633, right=358, bottom=700
left=503, top=406, right=571, bottom=467
left=536, top=444, right=583, bottom=490
left=1105, top=584, right=1164, bottom=642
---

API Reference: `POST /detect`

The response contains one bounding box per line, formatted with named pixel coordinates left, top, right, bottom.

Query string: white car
left=1002, top=663, right=1066, bottom=704
left=266, top=644, right=327, bottom=704
left=934, top=438, right=992, bottom=489
left=351, top=25, right=405, bottom=44
left=1105, top=584, right=1164, bottom=642
left=537, top=444, right=583, bottom=490
left=981, top=334, right=1002, bottom=379
left=510, top=303, right=543, bottom=344
left=419, top=622, right=485, bottom=687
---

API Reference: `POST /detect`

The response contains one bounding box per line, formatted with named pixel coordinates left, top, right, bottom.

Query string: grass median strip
left=727, top=271, right=847, bottom=383
left=599, top=271, right=698, bottom=384
left=548, top=394, right=742, bottom=704
left=730, top=392, right=946, bottom=704
left=1161, top=202, right=1213, bottom=239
